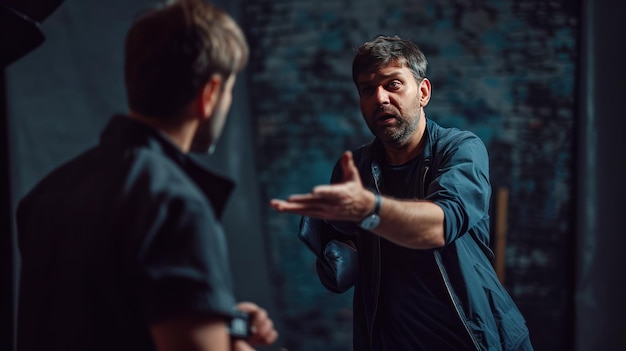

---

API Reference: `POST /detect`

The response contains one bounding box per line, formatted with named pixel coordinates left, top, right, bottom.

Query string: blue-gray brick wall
left=243, top=1, right=578, bottom=350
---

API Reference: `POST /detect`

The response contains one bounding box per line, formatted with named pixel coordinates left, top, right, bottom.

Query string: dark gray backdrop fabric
left=5, top=1, right=280, bottom=349
left=576, top=0, right=626, bottom=350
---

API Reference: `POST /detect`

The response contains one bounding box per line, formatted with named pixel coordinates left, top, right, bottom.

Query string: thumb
left=341, top=151, right=361, bottom=184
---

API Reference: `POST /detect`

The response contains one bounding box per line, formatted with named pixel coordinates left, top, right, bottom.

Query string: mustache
left=375, top=107, right=398, bottom=120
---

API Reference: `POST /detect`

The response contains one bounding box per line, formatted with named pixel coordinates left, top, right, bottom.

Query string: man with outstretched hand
left=272, top=35, right=532, bottom=351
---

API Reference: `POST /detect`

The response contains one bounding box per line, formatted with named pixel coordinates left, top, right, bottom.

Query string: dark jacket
left=17, top=115, right=238, bottom=351
left=299, top=119, right=532, bottom=351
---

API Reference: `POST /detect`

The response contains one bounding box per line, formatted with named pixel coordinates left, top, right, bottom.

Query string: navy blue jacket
left=299, top=119, right=532, bottom=351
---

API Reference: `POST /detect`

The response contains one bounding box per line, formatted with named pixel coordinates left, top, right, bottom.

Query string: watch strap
left=371, top=191, right=381, bottom=216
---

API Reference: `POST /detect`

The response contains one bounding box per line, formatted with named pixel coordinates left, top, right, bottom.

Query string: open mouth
left=376, top=113, right=396, bottom=125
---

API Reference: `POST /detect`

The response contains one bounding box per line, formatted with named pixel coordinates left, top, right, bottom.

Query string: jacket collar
left=362, top=118, right=436, bottom=196
left=100, top=114, right=235, bottom=219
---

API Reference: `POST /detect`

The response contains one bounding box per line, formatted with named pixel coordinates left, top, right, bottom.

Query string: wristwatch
left=358, top=191, right=381, bottom=230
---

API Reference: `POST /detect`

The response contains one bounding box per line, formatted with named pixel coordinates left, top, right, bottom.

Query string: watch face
left=360, top=214, right=380, bottom=230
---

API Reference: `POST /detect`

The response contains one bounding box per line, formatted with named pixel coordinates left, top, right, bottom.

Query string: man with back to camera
left=271, top=35, right=533, bottom=350
left=16, top=1, right=278, bottom=350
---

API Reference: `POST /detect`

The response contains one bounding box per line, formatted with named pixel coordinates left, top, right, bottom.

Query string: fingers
left=269, top=150, right=364, bottom=220
left=340, top=151, right=361, bottom=184
left=270, top=193, right=336, bottom=212
left=270, top=194, right=321, bottom=211
left=270, top=198, right=320, bottom=213
left=235, top=301, right=260, bottom=313
left=236, top=302, right=278, bottom=346
left=270, top=196, right=347, bottom=220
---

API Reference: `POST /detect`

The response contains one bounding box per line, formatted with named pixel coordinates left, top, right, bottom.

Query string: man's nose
left=375, top=86, right=390, bottom=106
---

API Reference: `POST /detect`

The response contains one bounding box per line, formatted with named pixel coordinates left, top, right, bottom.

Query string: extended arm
left=271, top=151, right=445, bottom=249
left=373, top=192, right=445, bottom=248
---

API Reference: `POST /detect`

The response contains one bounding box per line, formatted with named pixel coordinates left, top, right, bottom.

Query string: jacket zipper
left=434, top=252, right=481, bottom=350
left=369, top=161, right=382, bottom=351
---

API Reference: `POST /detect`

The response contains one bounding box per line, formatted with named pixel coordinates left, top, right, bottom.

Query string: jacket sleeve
left=428, top=131, right=492, bottom=245
left=298, top=216, right=358, bottom=293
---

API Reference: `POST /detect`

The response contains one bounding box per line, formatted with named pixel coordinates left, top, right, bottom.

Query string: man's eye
left=387, top=81, right=401, bottom=90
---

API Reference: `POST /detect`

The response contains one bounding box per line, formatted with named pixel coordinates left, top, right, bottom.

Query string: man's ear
left=419, top=78, right=431, bottom=107
left=200, top=74, right=223, bottom=119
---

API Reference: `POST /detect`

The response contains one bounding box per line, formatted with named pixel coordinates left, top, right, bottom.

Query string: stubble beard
left=190, top=93, right=229, bottom=154
left=375, top=108, right=421, bottom=147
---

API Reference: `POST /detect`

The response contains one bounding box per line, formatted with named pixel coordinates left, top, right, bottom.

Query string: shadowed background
left=1, top=0, right=625, bottom=350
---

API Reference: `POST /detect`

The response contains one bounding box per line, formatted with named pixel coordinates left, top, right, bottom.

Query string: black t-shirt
left=16, top=116, right=238, bottom=351
left=372, top=158, right=474, bottom=351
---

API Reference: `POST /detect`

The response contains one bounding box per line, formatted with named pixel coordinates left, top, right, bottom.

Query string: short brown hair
left=124, top=0, right=249, bottom=118
left=352, top=35, right=427, bottom=85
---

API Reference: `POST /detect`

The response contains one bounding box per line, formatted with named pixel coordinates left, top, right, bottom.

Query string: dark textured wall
left=243, top=1, right=578, bottom=350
